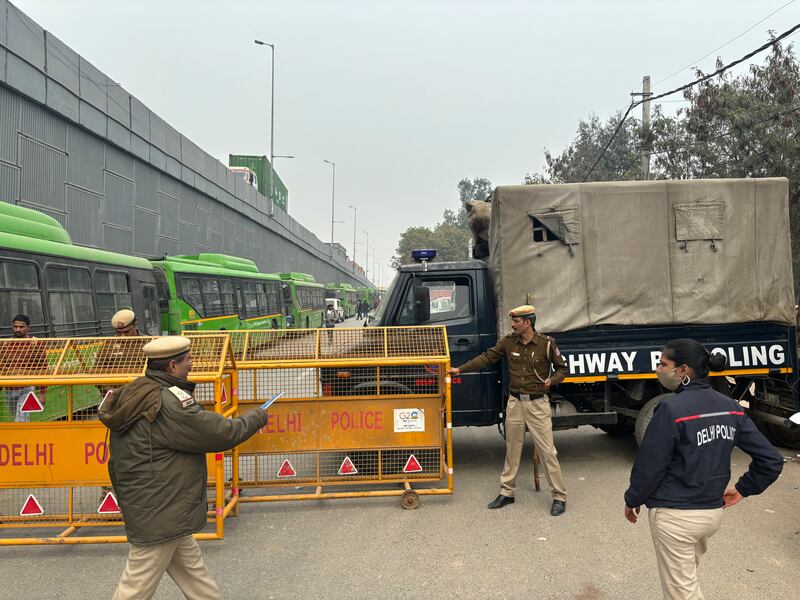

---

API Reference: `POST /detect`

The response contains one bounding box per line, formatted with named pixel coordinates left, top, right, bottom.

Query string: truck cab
left=371, top=258, right=503, bottom=426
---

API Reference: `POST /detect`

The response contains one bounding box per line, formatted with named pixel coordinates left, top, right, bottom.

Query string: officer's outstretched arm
left=156, top=395, right=268, bottom=453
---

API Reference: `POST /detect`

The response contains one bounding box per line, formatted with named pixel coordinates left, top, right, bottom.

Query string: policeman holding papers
left=99, top=336, right=277, bottom=600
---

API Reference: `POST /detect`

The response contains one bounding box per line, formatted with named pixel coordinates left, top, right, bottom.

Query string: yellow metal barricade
left=219, top=326, right=453, bottom=508
left=0, top=334, right=238, bottom=545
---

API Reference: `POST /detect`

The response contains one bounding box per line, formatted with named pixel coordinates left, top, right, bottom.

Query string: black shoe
left=487, top=494, right=515, bottom=509
left=550, top=500, right=566, bottom=516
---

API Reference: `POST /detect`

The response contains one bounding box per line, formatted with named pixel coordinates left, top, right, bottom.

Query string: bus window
left=282, top=284, right=292, bottom=306
left=142, top=284, right=161, bottom=335
left=265, top=281, right=281, bottom=314
left=242, top=281, right=259, bottom=317
left=180, top=277, right=204, bottom=317
left=0, top=260, right=45, bottom=335
left=201, top=278, right=223, bottom=317
left=95, top=270, right=133, bottom=327
left=220, top=279, right=236, bottom=315
left=46, top=266, right=96, bottom=336
left=256, top=283, right=269, bottom=313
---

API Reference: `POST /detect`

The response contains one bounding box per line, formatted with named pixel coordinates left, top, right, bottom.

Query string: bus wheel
left=271, top=319, right=278, bottom=329
left=635, top=393, right=674, bottom=446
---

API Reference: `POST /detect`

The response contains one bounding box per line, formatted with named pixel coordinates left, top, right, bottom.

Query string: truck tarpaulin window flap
left=673, top=200, right=725, bottom=251
left=527, top=207, right=581, bottom=255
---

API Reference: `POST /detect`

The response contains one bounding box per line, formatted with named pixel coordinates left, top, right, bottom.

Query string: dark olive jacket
left=99, top=369, right=267, bottom=545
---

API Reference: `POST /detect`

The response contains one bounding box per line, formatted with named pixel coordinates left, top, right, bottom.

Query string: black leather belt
left=509, top=392, right=545, bottom=401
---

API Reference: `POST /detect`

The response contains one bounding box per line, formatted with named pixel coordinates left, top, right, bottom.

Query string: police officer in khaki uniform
left=112, top=309, right=141, bottom=336
left=450, top=304, right=569, bottom=515
left=99, top=337, right=269, bottom=599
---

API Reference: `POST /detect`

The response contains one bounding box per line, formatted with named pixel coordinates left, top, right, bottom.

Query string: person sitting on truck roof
left=449, top=304, right=569, bottom=516
left=624, top=338, right=784, bottom=600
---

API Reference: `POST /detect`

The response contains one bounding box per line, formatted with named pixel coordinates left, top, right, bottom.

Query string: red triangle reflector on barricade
left=20, top=391, right=44, bottom=413
left=220, top=385, right=228, bottom=405
left=98, top=390, right=113, bottom=411
left=98, top=492, right=121, bottom=514
left=338, top=456, right=358, bottom=476
left=403, top=455, right=423, bottom=473
left=277, top=459, right=296, bottom=478
left=20, top=494, right=44, bottom=516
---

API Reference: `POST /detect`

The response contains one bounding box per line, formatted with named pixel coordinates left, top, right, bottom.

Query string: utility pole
left=362, top=231, right=370, bottom=279
left=348, top=205, right=357, bottom=273
left=370, top=246, right=376, bottom=285
left=324, top=159, right=335, bottom=246
left=630, top=75, right=652, bottom=180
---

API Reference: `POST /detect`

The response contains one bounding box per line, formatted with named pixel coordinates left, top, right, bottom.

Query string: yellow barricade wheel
left=401, top=490, right=420, bottom=510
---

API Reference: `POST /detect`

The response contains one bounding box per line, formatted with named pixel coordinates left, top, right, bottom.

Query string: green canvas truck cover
left=488, top=178, right=795, bottom=336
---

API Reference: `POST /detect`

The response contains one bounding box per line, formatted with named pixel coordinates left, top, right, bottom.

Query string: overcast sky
left=16, top=0, right=800, bottom=286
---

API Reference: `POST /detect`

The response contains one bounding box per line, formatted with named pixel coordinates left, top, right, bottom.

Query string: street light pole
left=324, top=159, right=336, bottom=246
left=254, top=39, right=275, bottom=205
left=370, top=246, right=376, bottom=285
left=348, top=204, right=357, bottom=273
left=362, top=230, right=369, bottom=279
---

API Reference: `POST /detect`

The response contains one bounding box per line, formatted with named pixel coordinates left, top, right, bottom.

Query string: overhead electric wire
left=653, top=0, right=797, bottom=86
left=582, top=22, right=800, bottom=182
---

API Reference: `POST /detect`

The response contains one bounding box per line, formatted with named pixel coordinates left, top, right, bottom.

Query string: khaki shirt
left=457, top=332, right=568, bottom=395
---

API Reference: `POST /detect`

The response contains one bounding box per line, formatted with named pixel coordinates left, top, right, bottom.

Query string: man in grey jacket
left=99, top=336, right=268, bottom=600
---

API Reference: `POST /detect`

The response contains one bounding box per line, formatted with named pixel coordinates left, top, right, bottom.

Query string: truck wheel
left=598, top=423, right=634, bottom=437
left=762, top=421, right=800, bottom=449
left=635, top=393, right=674, bottom=446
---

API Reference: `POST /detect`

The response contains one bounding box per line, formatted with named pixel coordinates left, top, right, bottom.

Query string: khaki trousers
left=500, top=395, right=566, bottom=501
left=113, top=534, right=221, bottom=600
left=648, top=507, right=723, bottom=600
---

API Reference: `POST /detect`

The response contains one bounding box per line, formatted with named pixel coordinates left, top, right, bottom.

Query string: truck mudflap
left=552, top=412, right=618, bottom=429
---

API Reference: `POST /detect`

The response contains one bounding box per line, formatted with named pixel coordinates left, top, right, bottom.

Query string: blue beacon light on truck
left=411, top=249, right=437, bottom=262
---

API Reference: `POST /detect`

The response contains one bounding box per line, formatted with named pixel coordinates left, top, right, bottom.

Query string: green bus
left=276, top=272, right=326, bottom=329
left=363, top=287, right=378, bottom=310
left=151, top=254, right=287, bottom=333
left=324, top=283, right=358, bottom=318
left=0, top=202, right=161, bottom=337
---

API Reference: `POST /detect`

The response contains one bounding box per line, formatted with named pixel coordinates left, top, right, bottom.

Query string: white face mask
left=657, top=367, right=689, bottom=391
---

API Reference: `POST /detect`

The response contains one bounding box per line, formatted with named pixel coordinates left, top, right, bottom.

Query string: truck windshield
left=370, top=272, right=399, bottom=325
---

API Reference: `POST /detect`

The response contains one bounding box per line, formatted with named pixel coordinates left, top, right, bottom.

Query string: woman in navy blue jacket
left=624, top=338, right=783, bottom=600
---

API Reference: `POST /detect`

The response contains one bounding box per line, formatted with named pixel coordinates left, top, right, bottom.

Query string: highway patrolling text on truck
left=361, top=178, right=800, bottom=447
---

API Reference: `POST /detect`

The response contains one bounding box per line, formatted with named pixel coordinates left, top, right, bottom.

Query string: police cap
left=112, top=309, right=136, bottom=330
left=142, top=336, right=191, bottom=360
left=509, top=304, right=536, bottom=318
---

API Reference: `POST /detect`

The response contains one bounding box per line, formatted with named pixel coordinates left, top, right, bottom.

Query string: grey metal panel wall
left=19, top=136, right=66, bottom=211
left=0, top=161, right=19, bottom=202
left=133, top=208, right=158, bottom=256
left=0, top=85, right=19, bottom=162
left=1, top=1, right=371, bottom=289
left=134, top=161, right=157, bottom=211
left=66, top=125, right=103, bottom=193
left=103, top=171, right=133, bottom=227
left=20, top=98, right=65, bottom=150
left=65, top=184, right=101, bottom=245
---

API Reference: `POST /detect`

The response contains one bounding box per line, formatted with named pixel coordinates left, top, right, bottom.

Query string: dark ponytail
left=662, top=338, right=727, bottom=378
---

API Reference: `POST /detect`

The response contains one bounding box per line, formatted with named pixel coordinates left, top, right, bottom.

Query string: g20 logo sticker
left=394, top=408, right=425, bottom=432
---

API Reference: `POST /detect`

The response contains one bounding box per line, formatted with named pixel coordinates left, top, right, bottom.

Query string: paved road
left=1, top=425, right=796, bottom=599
